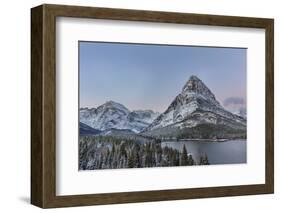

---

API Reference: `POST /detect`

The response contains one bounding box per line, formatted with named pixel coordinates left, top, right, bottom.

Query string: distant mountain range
left=80, top=101, right=160, bottom=133
left=80, top=75, right=246, bottom=139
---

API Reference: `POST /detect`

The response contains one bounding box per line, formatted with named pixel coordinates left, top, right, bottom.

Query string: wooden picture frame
left=31, top=4, right=274, bottom=208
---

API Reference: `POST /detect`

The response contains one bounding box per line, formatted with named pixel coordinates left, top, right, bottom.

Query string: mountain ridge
left=80, top=75, right=246, bottom=139
left=80, top=101, right=160, bottom=133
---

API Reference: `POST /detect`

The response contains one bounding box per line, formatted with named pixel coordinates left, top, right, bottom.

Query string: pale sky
left=79, top=41, right=246, bottom=113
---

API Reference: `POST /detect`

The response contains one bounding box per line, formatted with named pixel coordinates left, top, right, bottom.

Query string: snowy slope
left=79, top=122, right=101, bottom=135
left=228, top=107, right=247, bottom=119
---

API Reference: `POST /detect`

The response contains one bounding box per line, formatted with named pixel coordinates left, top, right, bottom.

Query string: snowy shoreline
left=161, top=138, right=243, bottom=143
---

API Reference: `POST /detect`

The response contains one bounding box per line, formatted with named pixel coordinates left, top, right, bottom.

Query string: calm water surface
left=161, top=140, right=246, bottom=165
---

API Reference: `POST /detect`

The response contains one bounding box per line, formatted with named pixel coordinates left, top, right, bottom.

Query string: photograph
left=29, top=4, right=274, bottom=208
left=78, top=41, right=247, bottom=170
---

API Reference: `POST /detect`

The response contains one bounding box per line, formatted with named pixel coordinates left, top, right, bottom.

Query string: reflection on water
left=161, top=140, right=246, bottom=165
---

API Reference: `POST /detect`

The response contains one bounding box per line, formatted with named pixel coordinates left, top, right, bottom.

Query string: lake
left=161, top=139, right=246, bottom=165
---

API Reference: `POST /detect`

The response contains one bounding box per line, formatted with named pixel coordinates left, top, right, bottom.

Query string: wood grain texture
left=31, top=4, right=274, bottom=208
left=31, top=5, right=43, bottom=207
left=265, top=20, right=274, bottom=193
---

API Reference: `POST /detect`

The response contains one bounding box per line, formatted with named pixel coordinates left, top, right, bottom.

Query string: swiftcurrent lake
left=161, top=139, right=246, bottom=164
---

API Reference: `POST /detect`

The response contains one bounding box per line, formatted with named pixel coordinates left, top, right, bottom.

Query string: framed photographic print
left=31, top=4, right=274, bottom=208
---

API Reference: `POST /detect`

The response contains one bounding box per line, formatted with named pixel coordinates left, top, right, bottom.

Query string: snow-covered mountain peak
left=144, top=75, right=246, bottom=132
left=181, top=75, right=219, bottom=105
left=100, top=100, right=130, bottom=112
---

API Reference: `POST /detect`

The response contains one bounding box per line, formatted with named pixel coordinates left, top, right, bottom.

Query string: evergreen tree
left=188, top=155, right=195, bottom=165
left=144, top=143, right=152, bottom=167
left=180, top=145, right=188, bottom=166
left=135, top=151, right=141, bottom=168
left=172, top=150, right=179, bottom=166
left=112, top=143, right=116, bottom=154
left=199, top=154, right=209, bottom=165
left=203, top=154, right=209, bottom=165
left=128, top=152, right=135, bottom=168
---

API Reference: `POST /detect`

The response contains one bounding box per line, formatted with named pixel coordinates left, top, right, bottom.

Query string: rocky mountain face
left=143, top=75, right=246, bottom=139
left=80, top=101, right=160, bottom=133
